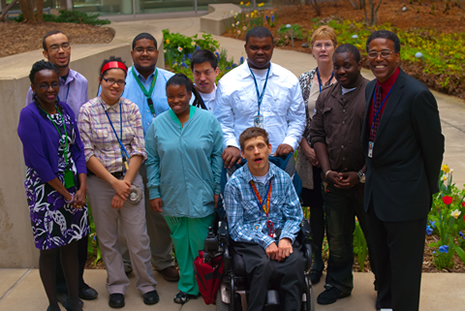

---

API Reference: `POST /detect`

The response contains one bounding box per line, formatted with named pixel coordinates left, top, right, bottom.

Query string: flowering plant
left=428, top=164, right=465, bottom=269
left=162, top=30, right=244, bottom=83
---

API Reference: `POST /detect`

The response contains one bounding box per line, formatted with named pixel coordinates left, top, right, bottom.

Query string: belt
left=88, top=170, right=124, bottom=179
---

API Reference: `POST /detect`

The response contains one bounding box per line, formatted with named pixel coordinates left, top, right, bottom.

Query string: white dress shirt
left=216, top=61, right=306, bottom=153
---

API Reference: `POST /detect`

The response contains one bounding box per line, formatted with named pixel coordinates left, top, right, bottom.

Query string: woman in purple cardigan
left=18, top=60, right=88, bottom=311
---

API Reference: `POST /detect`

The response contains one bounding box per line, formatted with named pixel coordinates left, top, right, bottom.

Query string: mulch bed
left=0, top=21, right=114, bottom=58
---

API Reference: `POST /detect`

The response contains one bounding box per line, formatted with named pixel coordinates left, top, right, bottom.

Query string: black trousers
left=56, top=236, right=89, bottom=293
left=367, top=203, right=427, bottom=311
left=231, top=240, right=305, bottom=311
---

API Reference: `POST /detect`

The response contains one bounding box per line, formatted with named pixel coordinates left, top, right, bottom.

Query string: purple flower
left=271, top=15, right=275, bottom=22
left=438, top=245, right=449, bottom=253
left=240, top=56, right=244, bottom=64
left=196, top=45, right=200, bottom=50
left=426, top=226, right=433, bottom=235
left=266, top=15, right=269, bottom=20
left=459, top=231, right=464, bottom=238
left=215, top=52, right=220, bottom=59
left=181, top=62, right=187, bottom=67
left=188, top=53, right=192, bottom=59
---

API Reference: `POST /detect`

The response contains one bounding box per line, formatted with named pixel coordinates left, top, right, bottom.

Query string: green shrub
left=15, top=10, right=110, bottom=25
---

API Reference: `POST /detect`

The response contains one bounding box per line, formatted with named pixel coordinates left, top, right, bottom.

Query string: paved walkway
left=1, top=15, right=464, bottom=311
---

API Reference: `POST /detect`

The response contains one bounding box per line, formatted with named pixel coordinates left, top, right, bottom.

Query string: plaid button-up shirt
left=224, top=162, right=303, bottom=250
left=78, top=96, right=146, bottom=173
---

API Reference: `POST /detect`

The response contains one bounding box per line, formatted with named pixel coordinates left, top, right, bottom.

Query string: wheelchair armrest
left=297, top=218, right=313, bottom=271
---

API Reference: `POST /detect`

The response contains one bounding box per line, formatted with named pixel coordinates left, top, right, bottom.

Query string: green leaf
left=455, top=245, right=465, bottom=264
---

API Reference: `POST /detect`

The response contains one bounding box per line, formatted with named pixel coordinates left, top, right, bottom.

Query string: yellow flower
left=165, top=39, right=170, bottom=44
left=232, top=23, right=235, bottom=27
left=443, top=176, right=447, bottom=181
left=442, top=164, right=450, bottom=173
left=250, top=12, right=254, bottom=18
left=258, top=2, right=265, bottom=7
left=254, top=10, right=257, bottom=13
left=451, top=209, right=461, bottom=219
left=240, top=1, right=244, bottom=4
left=246, top=2, right=251, bottom=6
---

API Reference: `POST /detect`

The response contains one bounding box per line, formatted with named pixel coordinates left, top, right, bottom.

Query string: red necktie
left=370, top=85, right=382, bottom=142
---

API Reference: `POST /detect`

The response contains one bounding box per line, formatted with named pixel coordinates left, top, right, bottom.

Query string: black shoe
left=309, top=269, right=322, bottom=285
left=56, top=292, right=68, bottom=305
left=317, top=285, right=351, bottom=305
left=109, top=293, right=125, bottom=309
left=173, top=291, right=199, bottom=304
left=143, top=290, right=160, bottom=305
left=79, top=285, right=98, bottom=300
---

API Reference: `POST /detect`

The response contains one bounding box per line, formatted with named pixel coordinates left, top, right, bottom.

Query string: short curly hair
left=29, top=60, right=59, bottom=84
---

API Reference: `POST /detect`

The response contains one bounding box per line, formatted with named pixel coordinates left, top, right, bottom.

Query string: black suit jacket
left=361, top=69, right=444, bottom=222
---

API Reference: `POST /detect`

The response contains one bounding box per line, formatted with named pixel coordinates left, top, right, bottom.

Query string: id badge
left=368, top=142, right=374, bottom=158
left=253, top=223, right=262, bottom=232
left=64, top=169, right=75, bottom=189
left=254, top=115, right=264, bottom=128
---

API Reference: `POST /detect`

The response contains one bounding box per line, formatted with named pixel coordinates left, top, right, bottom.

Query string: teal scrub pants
left=164, top=213, right=215, bottom=295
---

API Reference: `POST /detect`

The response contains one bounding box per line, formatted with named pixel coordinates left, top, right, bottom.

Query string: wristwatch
left=357, top=170, right=366, bottom=183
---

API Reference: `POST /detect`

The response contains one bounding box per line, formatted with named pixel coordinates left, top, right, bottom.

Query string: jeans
left=323, top=182, right=373, bottom=293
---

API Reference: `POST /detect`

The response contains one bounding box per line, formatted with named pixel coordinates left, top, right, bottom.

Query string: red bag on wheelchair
left=193, top=250, right=224, bottom=305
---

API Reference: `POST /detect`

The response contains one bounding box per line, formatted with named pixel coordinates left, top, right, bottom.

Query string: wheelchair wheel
left=302, top=275, right=315, bottom=311
left=216, top=290, right=230, bottom=311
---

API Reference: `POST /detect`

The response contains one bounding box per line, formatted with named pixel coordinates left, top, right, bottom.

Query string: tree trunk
left=19, top=0, right=36, bottom=23
left=36, top=0, right=43, bottom=22
left=349, top=0, right=359, bottom=10
left=0, top=0, right=19, bottom=22
left=372, top=0, right=383, bottom=25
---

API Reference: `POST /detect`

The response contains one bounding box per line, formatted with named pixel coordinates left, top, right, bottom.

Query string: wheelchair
left=203, top=217, right=315, bottom=311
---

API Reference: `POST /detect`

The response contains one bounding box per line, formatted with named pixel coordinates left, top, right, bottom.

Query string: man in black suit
left=361, top=30, right=444, bottom=311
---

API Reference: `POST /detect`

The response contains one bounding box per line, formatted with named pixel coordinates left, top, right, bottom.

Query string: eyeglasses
left=102, top=77, right=126, bottom=86
left=134, top=47, right=156, bottom=54
left=367, top=50, right=395, bottom=59
left=38, top=82, right=60, bottom=90
left=47, top=42, right=70, bottom=52
left=313, top=42, right=333, bottom=50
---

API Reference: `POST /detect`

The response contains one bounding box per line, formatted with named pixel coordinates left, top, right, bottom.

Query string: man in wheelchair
left=224, top=127, right=305, bottom=311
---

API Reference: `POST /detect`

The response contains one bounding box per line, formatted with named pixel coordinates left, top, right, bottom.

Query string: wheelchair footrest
left=264, top=290, right=280, bottom=311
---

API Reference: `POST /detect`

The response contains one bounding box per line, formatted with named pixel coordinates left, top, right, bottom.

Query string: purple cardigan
left=18, top=102, right=87, bottom=183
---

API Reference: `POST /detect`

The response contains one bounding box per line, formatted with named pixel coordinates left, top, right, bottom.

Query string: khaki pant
left=87, top=173, right=157, bottom=295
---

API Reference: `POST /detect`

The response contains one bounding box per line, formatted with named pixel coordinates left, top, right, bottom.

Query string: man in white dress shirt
left=216, top=26, right=306, bottom=167
left=190, top=49, right=219, bottom=117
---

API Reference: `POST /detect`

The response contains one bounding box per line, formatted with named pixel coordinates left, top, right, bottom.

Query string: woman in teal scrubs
left=145, top=73, right=223, bottom=304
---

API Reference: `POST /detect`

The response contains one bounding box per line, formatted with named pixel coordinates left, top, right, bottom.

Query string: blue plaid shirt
left=224, top=162, right=303, bottom=250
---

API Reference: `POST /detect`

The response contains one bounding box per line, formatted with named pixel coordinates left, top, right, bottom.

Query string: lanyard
left=249, top=64, right=271, bottom=116
left=371, top=84, right=394, bottom=130
left=56, top=82, right=71, bottom=103
left=100, top=102, right=130, bottom=171
left=132, top=67, right=158, bottom=116
left=42, top=107, right=69, bottom=166
left=316, top=67, right=334, bottom=93
left=249, top=179, right=272, bottom=218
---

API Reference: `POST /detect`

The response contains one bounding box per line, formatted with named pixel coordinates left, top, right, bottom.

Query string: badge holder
left=64, top=169, right=75, bottom=189
left=368, top=141, right=374, bottom=158
left=254, top=115, right=264, bottom=128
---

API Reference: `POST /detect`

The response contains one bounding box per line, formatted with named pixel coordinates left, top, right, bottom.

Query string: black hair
left=166, top=73, right=204, bottom=109
left=132, top=33, right=157, bottom=50
left=246, top=26, right=274, bottom=45
left=43, top=30, right=66, bottom=51
left=190, top=49, right=218, bottom=70
left=99, top=56, right=128, bottom=79
left=29, top=60, right=59, bottom=84
left=334, top=44, right=361, bottom=63
left=366, top=30, right=401, bottom=53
